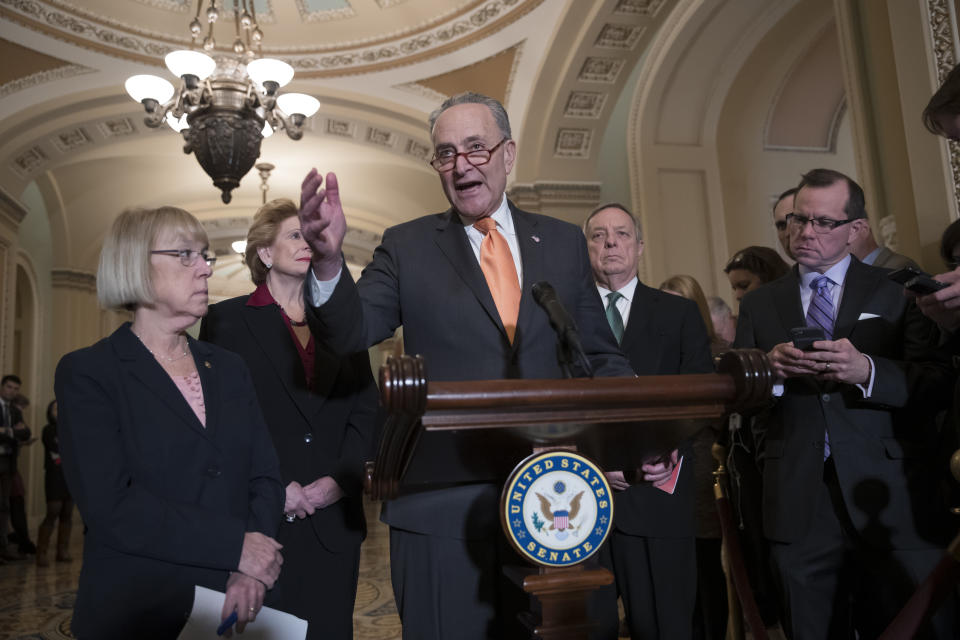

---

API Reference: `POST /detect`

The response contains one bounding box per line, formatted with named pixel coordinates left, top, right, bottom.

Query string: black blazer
left=306, top=202, right=634, bottom=538
left=613, top=282, right=714, bottom=537
left=200, top=295, right=378, bottom=551
left=55, top=324, right=283, bottom=639
left=733, top=258, right=953, bottom=549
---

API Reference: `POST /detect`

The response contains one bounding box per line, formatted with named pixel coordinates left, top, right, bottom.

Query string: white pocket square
left=857, top=312, right=880, bottom=320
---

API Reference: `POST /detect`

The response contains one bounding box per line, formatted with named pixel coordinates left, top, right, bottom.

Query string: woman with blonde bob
left=201, top=198, right=377, bottom=640
left=55, top=206, right=284, bottom=639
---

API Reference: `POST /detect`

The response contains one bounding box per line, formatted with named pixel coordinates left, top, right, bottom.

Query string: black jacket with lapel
left=201, top=295, right=378, bottom=551
left=613, top=282, right=714, bottom=537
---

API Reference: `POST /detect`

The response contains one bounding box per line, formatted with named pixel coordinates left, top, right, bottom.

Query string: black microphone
left=531, top=281, right=577, bottom=338
left=531, top=281, right=594, bottom=377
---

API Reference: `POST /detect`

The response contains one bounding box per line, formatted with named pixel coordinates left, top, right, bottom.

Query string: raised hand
left=299, top=169, right=347, bottom=280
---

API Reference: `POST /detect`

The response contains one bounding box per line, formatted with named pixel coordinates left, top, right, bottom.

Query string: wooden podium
left=364, top=349, right=773, bottom=638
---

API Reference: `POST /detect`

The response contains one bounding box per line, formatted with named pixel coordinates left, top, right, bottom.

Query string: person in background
left=585, top=203, right=713, bottom=640
left=7, top=393, right=36, bottom=556
left=661, top=275, right=728, bottom=357
left=0, top=374, right=30, bottom=563
left=721, top=245, right=791, bottom=629
left=724, top=246, right=790, bottom=303
left=659, top=274, right=728, bottom=640
left=37, top=400, right=72, bottom=568
left=772, top=188, right=797, bottom=260
left=201, top=198, right=378, bottom=640
left=735, top=168, right=955, bottom=637
left=848, top=214, right=918, bottom=269
left=56, top=206, right=284, bottom=638
left=707, top=296, right=736, bottom=347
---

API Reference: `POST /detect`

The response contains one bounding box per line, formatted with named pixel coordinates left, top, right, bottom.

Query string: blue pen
left=217, top=611, right=238, bottom=636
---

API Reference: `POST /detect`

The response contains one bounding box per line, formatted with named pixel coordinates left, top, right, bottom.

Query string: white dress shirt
left=596, top=276, right=639, bottom=329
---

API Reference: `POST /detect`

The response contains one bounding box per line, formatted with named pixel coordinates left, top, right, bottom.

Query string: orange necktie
left=473, top=216, right=521, bottom=343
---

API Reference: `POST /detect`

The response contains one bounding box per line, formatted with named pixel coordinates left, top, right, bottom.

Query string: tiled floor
left=0, top=498, right=402, bottom=640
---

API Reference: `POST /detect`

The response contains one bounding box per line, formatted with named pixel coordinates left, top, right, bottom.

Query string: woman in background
left=659, top=274, right=727, bottom=640
left=36, top=400, right=73, bottom=567
left=56, top=206, right=284, bottom=639
left=723, top=245, right=790, bottom=302
left=201, top=198, right=378, bottom=640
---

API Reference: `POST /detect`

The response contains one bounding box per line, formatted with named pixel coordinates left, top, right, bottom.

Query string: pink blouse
left=172, top=371, right=206, bottom=427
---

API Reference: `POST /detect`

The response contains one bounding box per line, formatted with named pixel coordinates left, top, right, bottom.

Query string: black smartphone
left=887, top=267, right=948, bottom=294
left=790, top=326, right=825, bottom=351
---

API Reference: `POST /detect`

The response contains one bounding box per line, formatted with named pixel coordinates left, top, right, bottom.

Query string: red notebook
left=654, top=455, right=683, bottom=495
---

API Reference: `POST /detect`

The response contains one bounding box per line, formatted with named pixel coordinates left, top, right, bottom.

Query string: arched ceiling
left=0, top=0, right=681, bottom=295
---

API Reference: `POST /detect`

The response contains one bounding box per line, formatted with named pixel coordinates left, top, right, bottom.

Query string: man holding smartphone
left=734, top=168, right=955, bottom=638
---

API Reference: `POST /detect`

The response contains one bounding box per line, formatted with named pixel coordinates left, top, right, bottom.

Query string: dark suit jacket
left=200, top=295, right=378, bottom=552
left=613, top=282, right=714, bottom=537
left=0, top=402, right=29, bottom=467
left=55, top=323, right=283, bottom=639
left=871, top=246, right=919, bottom=271
left=307, top=201, right=633, bottom=538
left=733, top=258, right=952, bottom=549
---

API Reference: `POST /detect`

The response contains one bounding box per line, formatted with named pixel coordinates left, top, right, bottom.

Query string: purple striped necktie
left=806, top=275, right=835, bottom=340
left=806, top=274, right=834, bottom=459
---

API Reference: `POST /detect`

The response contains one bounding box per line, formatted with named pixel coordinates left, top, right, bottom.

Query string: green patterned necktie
left=605, top=291, right=624, bottom=344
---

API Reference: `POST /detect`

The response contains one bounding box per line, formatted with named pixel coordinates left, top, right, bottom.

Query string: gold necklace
left=132, top=330, right=189, bottom=363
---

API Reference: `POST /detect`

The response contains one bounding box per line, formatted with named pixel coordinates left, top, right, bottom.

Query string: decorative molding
left=1, top=0, right=174, bottom=59
left=577, top=57, right=624, bottom=83
left=613, top=0, right=665, bottom=17
left=294, top=0, right=355, bottom=22
left=395, top=81, right=449, bottom=103
left=322, top=119, right=354, bottom=138
left=0, top=63, right=95, bottom=99
left=130, top=0, right=190, bottom=11
left=98, top=118, right=137, bottom=138
left=405, top=139, right=431, bottom=161
left=594, top=23, right=644, bottom=50
left=51, top=268, right=97, bottom=292
left=51, top=127, right=92, bottom=153
left=375, top=0, right=407, bottom=7
left=508, top=181, right=602, bottom=212
left=0, top=185, right=29, bottom=232
left=10, top=146, right=47, bottom=179
left=2, top=0, right=542, bottom=77
left=878, top=215, right=899, bottom=252
left=366, top=127, right=397, bottom=148
left=563, top=91, right=607, bottom=119
left=554, top=128, right=592, bottom=158
left=927, top=0, right=960, bottom=217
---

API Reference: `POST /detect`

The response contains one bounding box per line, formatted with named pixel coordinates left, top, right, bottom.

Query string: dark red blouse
left=246, top=282, right=316, bottom=390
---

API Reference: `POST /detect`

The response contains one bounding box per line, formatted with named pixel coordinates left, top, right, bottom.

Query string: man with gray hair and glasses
left=296, top=92, right=639, bottom=639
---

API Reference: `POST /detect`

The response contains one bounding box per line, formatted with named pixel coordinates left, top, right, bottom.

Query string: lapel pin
left=204, top=361, right=212, bottom=369
left=531, top=235, right=540, bottom=243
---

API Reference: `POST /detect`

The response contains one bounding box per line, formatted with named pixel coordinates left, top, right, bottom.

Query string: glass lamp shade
left=165, top=113, right=190, bottom=132
left=277, top=93, right=320, bottom=117
left=125, top=75, right=175, bottom=103
left=231, top=240, right=247, bottom=254
left=164, top=50, right=216, bottom=80
left=246, top=58, right=294, bottom=90
left=262, top=121, right=274, bottom=138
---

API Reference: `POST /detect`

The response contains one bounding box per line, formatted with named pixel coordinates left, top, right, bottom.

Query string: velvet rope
left=715, top=494, right=769, bottom=640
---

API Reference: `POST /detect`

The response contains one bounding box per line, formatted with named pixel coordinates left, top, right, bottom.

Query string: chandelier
left=124, top=0, right=319, bottom=204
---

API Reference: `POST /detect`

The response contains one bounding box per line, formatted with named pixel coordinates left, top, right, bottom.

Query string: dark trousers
left=0, top=456, right=12, bottom=553
left=591, top=532, right=696, bottom=640
left=770, top=459, right=957, bottom=640
left=693, top=537, right=728, bottom=640
left=266, top=518, right=361, bottom=640
left=389, top=527, right=527, bottom=640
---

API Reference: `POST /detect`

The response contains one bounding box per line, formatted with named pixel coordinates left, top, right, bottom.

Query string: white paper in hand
left=177, top=585, right=308, bottom=640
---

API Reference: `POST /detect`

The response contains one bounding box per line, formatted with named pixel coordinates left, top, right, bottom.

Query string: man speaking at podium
left=297, top=92, right=641, bottom=639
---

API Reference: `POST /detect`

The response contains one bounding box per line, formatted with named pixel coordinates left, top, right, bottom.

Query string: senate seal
left=500, top=450, right=613, bottom=567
